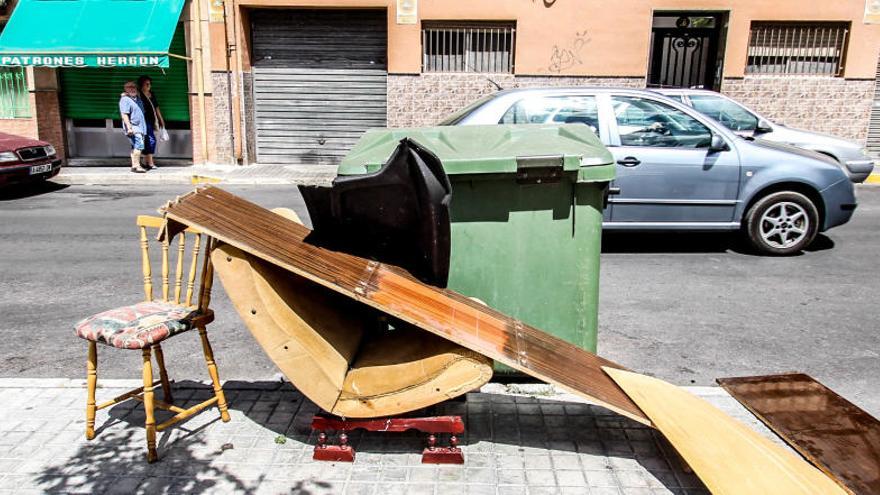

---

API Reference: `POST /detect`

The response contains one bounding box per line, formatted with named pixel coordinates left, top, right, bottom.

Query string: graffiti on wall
left=548, top=30, right=590, bottom=73
left=532, top=0, right=558, bottom=7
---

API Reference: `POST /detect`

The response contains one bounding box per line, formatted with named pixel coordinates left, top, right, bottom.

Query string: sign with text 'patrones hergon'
left=0, top=54, right=169, bottom=68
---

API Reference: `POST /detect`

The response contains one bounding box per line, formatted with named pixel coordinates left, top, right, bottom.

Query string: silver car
left=654, top=88, right=875, bottom=183
left=439, top=88, right=857, bottom=255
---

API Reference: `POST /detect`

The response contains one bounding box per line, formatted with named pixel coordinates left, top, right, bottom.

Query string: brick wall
left=387, top=74, right=645, bottom=128
left=34, top=91, right=65, bottom=159
left=720, top=76, right=875, bottom=144
left=0, top=90, right=66, bottom=158
left=0, top=93, right=38, bottom=139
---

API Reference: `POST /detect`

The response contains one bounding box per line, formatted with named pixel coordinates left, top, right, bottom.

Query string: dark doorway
left=648, top=12, right=727, bottom=90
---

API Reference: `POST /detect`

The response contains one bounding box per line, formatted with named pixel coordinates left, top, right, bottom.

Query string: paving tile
left=556, top=470, right=588, bottom=487
left=524, top=469, right=556, bottom=486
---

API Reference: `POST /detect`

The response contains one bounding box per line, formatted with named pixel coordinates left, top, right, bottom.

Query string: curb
left=866, top=173, right=880, bottom=185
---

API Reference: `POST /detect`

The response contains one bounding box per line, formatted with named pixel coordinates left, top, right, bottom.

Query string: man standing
left=119, top=81, right=149, bottom=173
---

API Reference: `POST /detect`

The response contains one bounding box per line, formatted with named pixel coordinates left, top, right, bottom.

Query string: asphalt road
left=2, top=182, right=878, bottom=416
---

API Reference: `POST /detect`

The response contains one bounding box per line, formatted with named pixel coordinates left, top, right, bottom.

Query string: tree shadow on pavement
left=32, top=381, right=290, bottom=495
left=0, top=181, right=68, bottom=201
left=32, top=380, right=704, bottom=493
left=231, top=381, right=706, bottom=494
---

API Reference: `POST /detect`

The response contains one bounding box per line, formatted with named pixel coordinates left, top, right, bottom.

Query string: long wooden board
left=160, top=186, right=649, bottom=425
left=718, top=374, right=880, bottom=495
left=604, top=368, right=848, bottom=495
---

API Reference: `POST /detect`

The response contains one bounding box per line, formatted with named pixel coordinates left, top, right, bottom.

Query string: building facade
left=2, top=0, right=880, bottom=166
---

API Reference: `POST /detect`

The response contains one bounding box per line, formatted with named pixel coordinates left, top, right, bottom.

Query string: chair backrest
left=136, top=215, right=215, bottom=311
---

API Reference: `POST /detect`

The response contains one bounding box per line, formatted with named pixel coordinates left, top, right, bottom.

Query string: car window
left=500, top=96, right=600, bottom=134
left=611, top=96, right=712, bottom=148
left=688, top=94, right=758, bottom=132
left=437, top=94, right=496, bottom=125
left=664, top=94, right=686, bottom=104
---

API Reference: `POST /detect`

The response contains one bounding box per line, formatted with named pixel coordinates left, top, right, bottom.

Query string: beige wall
left=231, top=0, right=880, bottom=78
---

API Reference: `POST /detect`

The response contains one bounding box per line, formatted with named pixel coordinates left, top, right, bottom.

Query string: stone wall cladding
left=242, top=73, right=256, bottom=163
left=720, top=76, right=875, bottom=144
left=387, top=74, right=645, bottom=128
left=388, top=73, right=876, bottom=145
left=211, top=72, right=234, bottom=164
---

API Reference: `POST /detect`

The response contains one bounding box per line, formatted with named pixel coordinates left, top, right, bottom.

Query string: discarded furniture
left=311, top=415, right=465, bottom=464
left=605, top=368, right=847, bottom=495
left=213, top=205, right=493, bottom=419
left=719, top=373, right=880, bottom=495
left=74, top=215, right=230, bottom=462
left=160, top=186, right=648, bottom=425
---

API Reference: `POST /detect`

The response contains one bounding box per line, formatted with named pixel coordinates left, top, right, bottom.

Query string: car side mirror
left=755, top=119, right=773, bottom=134
left=709, top=134, right=729, bottom=152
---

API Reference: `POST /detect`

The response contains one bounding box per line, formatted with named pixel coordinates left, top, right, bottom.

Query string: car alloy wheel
left=745, top=191, right=819, bottom=255
left=759, top=201, right=809, bottom=249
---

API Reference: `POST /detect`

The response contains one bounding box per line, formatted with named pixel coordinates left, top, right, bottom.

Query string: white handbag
left=158, top=127, right=170, bottom=142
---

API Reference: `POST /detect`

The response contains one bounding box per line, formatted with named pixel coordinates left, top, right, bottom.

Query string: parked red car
left=0, top=132, right=62, bottom=188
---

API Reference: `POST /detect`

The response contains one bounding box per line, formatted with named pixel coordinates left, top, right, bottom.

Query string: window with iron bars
left=0, top=67, right=30, bottom=119
left=422, top=22, right=515, bottom=74
left=746, top=22, right=849, bottom=76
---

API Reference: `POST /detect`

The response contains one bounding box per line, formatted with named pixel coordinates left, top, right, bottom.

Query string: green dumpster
left=338, top=124, right=615, bottom=360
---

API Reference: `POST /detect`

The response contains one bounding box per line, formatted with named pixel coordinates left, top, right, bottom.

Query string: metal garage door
left=251, top=10, right=387, bottom=164
left=867, top=57, right=880, bottom=159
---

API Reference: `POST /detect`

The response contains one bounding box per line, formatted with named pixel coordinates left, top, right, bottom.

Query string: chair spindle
left=161, top=234, right=170, bottom=302
left=185, top=234, right=202, bottom=307
left=174, top=234, right=186, bottom=304
left=140, top=225, right=152, bottom=302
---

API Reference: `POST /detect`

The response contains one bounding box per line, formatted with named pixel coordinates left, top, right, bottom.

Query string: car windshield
left=688, top=94, right=758, bottom=132
left=437, top=94, right=497, bottom=125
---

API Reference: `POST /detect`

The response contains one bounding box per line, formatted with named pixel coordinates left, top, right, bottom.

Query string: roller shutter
left=58, top=26, right=190, bottom=122
left=251, top=10, right=387, bottom=164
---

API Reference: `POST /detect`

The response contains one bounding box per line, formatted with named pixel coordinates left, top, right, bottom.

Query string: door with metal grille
left=648, top=14, right=723, bottom=90
left=251, top=9, right=387, bottom=165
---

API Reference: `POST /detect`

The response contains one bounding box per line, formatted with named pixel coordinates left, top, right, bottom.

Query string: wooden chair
left=74, top=215, right=230, bottom=462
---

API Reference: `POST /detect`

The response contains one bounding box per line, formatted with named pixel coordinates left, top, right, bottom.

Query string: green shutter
left=59, top=26, right=189, bottom=121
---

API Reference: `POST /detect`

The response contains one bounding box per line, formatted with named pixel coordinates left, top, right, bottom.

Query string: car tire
left=744, top=191, right=819, bottom=255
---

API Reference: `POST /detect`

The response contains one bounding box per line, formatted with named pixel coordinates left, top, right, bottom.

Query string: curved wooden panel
left=214, top=243, right=493, bottom=418
left=211, top=244, right=359, bottom=412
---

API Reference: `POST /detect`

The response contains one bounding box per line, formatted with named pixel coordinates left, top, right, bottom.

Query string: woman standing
left=137, top=75, right=165, bottom=169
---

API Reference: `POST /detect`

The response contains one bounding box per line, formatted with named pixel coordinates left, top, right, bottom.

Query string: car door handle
left=616, top=157, right=641, bottom=167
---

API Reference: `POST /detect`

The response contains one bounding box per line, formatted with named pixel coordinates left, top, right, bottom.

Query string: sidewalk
left=53, top=164, right=880, bottom=187
left=54, top=164, right=338, bottom=187
left=0, top=378, right=785, bottom=495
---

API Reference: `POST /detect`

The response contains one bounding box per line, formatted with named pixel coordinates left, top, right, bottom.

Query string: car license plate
left=29, top=163, right=52, bottom=175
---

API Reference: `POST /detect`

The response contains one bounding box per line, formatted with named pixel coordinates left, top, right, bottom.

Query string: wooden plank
left=718, top=374, right=880, bottom=495
left=603, top=368, right=848, bottom=495
left=160, top=186, right=650, bottom=426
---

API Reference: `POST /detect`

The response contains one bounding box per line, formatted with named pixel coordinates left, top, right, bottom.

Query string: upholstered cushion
left=75, top=301, right=202, bottom=349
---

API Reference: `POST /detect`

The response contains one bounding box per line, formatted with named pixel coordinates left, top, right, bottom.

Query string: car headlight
left=0, top=152, right=19, bottom=163
left=45, top=145, right=56, bottom=157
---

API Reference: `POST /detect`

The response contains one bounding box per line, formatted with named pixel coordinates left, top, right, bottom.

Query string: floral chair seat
left=75, top=301, right=203, bottom=349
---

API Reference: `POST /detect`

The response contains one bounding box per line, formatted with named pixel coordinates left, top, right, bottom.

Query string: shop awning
left=0, top=0, right=187, bottom=68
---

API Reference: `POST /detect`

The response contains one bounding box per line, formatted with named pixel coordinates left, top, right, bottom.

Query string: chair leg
left=153, top=343, right=174, bottom=404
left=142, top=347, right=158, bottom=463
left=85, top=341, right=97, bottom=440
left=198, top=326, right=230, bottom=422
